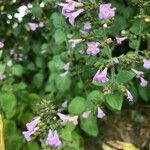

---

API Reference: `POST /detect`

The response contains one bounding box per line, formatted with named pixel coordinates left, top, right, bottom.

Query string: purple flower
left=131, top=68, right=144, bottom=78
left=22, top=116, right=41, bottom=141
left=126, top=89, right=133, bottom=101
left=38, top=22, right=44, bottom=28
left=69, top=39, right=82, bottom=49
left=60, top=62, right=70, bottom=77
left=57, top=113, right=78, bottom=125
left=97, top=107, right=105, bottom=119
left=86, top=42, right=100, bottom=55
left=93, top=67, right=109, bottom=83
left=84, top=22, right=92, bottom=30
left=98, top=4, right=115, bottom=20
left=116, top=37, right=127, bottom=44
left=46, top=130, right=62, bottom=148
left=0, top=41, right=4, bottom=48
left=62, top=100, right=68, bottom=108
left=79, top=50, right=85, bottom=54
left=57, top=113, right=69, bottom=125
left=68, top=116, right=78, bottom=125
left=28, top=23, right=39, bottom=31
left=64, top=8, right=84, bottom=26
left=63, top=62, right=70, bottom=71
left=143, top=59, right=150, bottom=69
left=58, top=0, right=83, bottom=14
left=82, top=111, right=91, bottom=118
left=140, top=77, right=148, bottom=87
left=0, top=73, right=6, bottom=81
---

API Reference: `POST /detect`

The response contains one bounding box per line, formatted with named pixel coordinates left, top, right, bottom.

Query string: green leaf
left=54, top=29, right=66, bottom=44
left=68, top=97, right=85, bottom=115
left=60, top=123, right=76, bottom=141
left=32, top=2, right=42, bottom=18
left=138, top=85, right=150, bottom=101
left=105, top=91, right=123, bottom=111
left=80, top=114, right=98, bottom=137
left=116, top=70, right=135, bottom=83
left=0, top=63, right=5, bottom=73
left=51, top=12, right=66, bottom=28
left=32, top=73, right=44, bottom=88
left=0, top=93, right=16, bottom=118
left=129, top=40, right=139, bottom=49
left=86, top=90, right=102, bottom=109
left=130, top=20, right=143, bottom=34
left=12, top=64, right=23, bottom=77
left=35, top=57, right=44, bottom=68
left=55, top=75, right=71, bottom=93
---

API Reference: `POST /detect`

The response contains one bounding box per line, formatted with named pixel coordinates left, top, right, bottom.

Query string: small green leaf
left=68, top=97, right=85, bottom=115
left=55, top=75, right=71, bottom=93
left=105, top=91, right=123, bottom=111
left=129, top=40, right=138, bottom=49
left=116, top=70, right=135, bottom=83
left=12, top=64, right=23, bottom=76
left=80, top=114, right=98, bottom=137
left=54, top=29, right=66, bottom=44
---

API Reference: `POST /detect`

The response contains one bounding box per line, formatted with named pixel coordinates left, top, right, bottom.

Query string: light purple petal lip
left=0, top=41, right=4, bottom=48
left=86, top=42, right=100, bottom=55
left=22, top=116, right=41, bottom=141
left=116, top=37, right=127, bottom=44
left=93, top=67, right=109, bottom=83
left=97, top=107, right=105, bottom=119
left=98, top=3, right=115, bottom=20
left=140, top=77, right=148, bottom=87
left=84, top=22, right=92, bottom=30
left=46, top=129, right=62, bottom=147
left=126, top=89, right=133, bottom=101
left=143, top=59, right=150, bottom=69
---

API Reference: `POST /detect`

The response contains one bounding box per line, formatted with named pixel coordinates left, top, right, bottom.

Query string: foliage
left=0, top=0, right=150, bottom=149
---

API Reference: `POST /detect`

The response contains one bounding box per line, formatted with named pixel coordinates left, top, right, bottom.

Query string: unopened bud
left=144, top=18, right=150, bottom=22
left=103, top=23, right=107, bottom=28
left=106, top=38, right=113, bottom=44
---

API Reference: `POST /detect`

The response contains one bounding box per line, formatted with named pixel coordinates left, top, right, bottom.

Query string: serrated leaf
left=68, top=97, right=85, bottom=115
left=55, top=75, right=71, bottom=93
left=116, top=70, right=135, bottom=83
left=105, top=91, right=123, bottom=111
left=80, top=114, right=98, bottom=137
left=54, top=29, right=66, bottom=44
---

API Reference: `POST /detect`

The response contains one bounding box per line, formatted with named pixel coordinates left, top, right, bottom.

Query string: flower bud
left=103, top=23, right=107, bottom=28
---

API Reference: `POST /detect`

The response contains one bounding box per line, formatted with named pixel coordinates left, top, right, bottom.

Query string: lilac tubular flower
left=0, top=73, right=6, bottom=80
left=62, top=100, right=68, bottom=108
left=57, top=113, right=69, bottom=125
left=143, top=59, right=150, bottom=69
left=82, top=111, right=91, bottom=118
left=86, top=42, right=100, bottom=55
left=69, top=39, right=82, bottom=49
left=28, top=23, right=39, bottom=31
left=97, top=107, right=105, bottom=119
left=93, top=67, right=109, bottom=83
left=140, top=77, right=148, bottom=87
left=98, top=4, right=115, bottom=20
left=116, top=37, right=127, bottom=44
left=131, top=68, right=144, bottom=78
left=57, top=113, right=78, bottom=125
left=63, top=62, right=70, bottom=71
left=46, top=129, right=62, bottom=148
left=0, top=41, right=4, bottom=48
left=64, top=8, right=84, bottom=26
left=68, top=115, right=78, bottom=125
left=22, top=116, right=41, bottom=141
left=58, top=0, right=83, bottom=14
left=60, top=62, right=70, bottom=77
left=38, top=22, right=44, bottom=28
left=126, top=89, right=133, bottom=101
left=84, top=22, right=92, bottom=30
